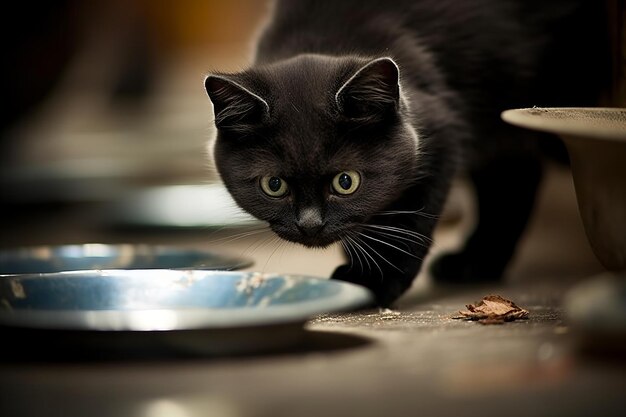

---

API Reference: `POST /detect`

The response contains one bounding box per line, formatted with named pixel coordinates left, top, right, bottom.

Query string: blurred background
left=1, top=0, right=273, bottom=243
left=0, top=0, right=622, bottom=281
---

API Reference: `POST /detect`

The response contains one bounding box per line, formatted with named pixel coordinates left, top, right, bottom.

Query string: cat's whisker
left=205, top=228, right=271, bottom=261
left=343, top=237, right=360, bottom=272
left=275, top=238, right=288, bottom=267
left=262, top=235, right=285, bottom=273
left=374, top=209, right=439, bottom=219
left=370, top=225, right=432, bottom=244
left=206, top=223, right=253, bottom=237
left=339, top=238, right=355, bottom=272
left=361, top=224, right=432, bottom=244
left=357, top=231, right=421, bottom=260
left=351, top=234, right=403, bottom=275
left=345, top=235, right=368, bottom=273
left=345, top=235, right=367, bottom=273
left=362, top=227, right=429, bottom=249
left=350, top=239, right=366, bottom=274
left=206, top=226, right=270, bottom=245
left=348, top=234, right=384, bottom=278
left=241, top=232, right=277, bottom=260
left=362, top=228, right=413, bottom=250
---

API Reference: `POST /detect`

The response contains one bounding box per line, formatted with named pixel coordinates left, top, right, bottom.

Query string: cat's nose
left=296, top=207, right=325, bottom=237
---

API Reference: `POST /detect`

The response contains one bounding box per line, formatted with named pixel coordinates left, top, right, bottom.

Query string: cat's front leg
left=331, top=256, right=421, bottom=308
left=332, top=200, right=439, bottom=307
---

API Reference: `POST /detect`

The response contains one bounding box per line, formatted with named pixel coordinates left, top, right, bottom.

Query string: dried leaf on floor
left=451, top=295, right=529, bottom=325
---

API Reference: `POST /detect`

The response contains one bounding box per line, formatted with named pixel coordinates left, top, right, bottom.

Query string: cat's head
left=205, top=54, right=420, bottom=248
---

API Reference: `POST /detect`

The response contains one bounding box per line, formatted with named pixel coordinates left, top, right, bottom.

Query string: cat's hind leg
left=430, top=156, right=543, bottom=283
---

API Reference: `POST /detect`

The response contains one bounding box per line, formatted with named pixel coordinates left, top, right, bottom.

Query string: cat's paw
left=331, top=265, right=404, bottom=308
left=429, top=251, right=505, bottom=284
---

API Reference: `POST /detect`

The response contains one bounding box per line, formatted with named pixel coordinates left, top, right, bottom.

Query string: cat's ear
left=204, top=75, right=269, bottom=131
left=335, top=57, right=400, bottom=122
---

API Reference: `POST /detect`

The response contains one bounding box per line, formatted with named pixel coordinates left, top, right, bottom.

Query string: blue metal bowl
left=0, top=270, right=373, bottom=356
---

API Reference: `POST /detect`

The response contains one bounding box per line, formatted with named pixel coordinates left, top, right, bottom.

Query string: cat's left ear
left=204, top=74, right=269, bottom=131
left=336, top=57, right=400, bottom=121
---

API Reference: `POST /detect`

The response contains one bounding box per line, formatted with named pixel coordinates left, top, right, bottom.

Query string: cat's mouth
left=270, top=225, right=340, bottom=249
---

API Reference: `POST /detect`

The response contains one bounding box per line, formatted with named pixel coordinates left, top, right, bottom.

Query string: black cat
left=204, top=0, right=611, bottom=306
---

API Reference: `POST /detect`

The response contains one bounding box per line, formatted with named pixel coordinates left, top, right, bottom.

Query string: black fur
left=205, top=0, right=611, bottom=306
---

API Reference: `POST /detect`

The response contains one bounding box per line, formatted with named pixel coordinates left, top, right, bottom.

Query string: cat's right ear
left=204, top=75, right=269, bottom=131
left=335, top=57, right=400, bottom=123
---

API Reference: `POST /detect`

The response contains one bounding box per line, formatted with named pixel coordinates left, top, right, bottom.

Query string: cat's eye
left=331, top=171, right=361, bottom=195
left=260, top=176, right=289, bottom=198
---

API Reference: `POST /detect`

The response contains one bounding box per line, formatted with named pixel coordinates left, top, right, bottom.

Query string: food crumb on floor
left=451, top=294, right=529, bottom=325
